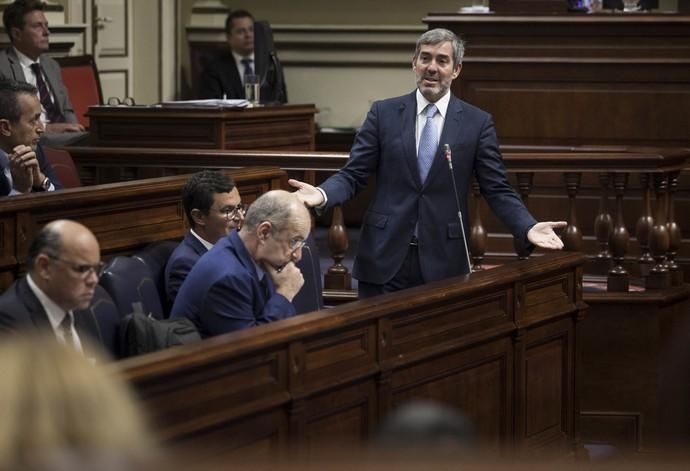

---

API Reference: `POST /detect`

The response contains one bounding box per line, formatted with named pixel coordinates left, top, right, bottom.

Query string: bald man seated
left=0, top=220, right=104, bottom=354
left=170, top=190, right=310, bottom=338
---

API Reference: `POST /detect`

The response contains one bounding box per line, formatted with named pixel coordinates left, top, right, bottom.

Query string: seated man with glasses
left=164, top=170, right=244, bottom=305
left=0, top=219, right=105, bottom=354
left=170, top=190, right=309, bottom=338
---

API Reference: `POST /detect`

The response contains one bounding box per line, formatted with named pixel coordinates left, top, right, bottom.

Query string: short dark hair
left=3, top=0, right=46, bottom=37
left=182, top=171, right=236, bottom=229
left=225, top=9, right=254, bottom=34
left=0, top=79, right=38, bottom=123
left=27, top=224, right=62, bottom=270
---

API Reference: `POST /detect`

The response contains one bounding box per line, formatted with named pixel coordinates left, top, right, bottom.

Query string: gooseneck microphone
left=444, top=144, right=473, bottom=273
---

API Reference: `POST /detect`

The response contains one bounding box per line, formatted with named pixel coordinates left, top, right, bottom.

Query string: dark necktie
left=59, top=312, right=77, bottom=350
left=260, top=275, right=271, bottom=300
left=240, top=58, right=254, bottom=78
left=30, top=62, right=64, bottom=123
left=418, top=104, right=439, bottom=183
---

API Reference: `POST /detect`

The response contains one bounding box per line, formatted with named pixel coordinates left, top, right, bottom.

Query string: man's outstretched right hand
left=288, top=178, right=325, bottom=208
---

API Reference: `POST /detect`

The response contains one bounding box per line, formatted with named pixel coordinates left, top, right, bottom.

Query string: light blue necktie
left=417, top=104, right=438, bottom=183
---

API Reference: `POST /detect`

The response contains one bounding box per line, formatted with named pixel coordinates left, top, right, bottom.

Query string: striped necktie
left=241, top=58, right=254, bottom=78
left=30, top=62, right=65, bottom=123
left=59, top=312, right=77, bottom=350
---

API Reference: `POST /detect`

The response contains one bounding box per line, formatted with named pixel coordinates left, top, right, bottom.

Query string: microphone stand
left=444, top=144, right=473, bottom=273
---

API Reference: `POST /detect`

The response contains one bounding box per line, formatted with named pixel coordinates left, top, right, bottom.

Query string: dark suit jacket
left=164, top=231, right=207, bottom=306
left=0, top=144, right=64, bottom=196
left=320, top=91, right=537, bottom=285
left=169, top=230, right=296, bottom=338
left=0, top=47, right=79, bottom=124
left=197, top=49, right=287, bottom=103
left=0, top=276, right=104, bottom=353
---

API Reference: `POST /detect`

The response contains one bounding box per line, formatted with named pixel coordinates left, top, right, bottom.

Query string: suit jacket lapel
left=16, top=277, right=52, bottom=330
left=400, top=92, right=422, bottom=188
left=424, top=96, right=463, bottom=185
left=6, top=48, right=25, bottom=81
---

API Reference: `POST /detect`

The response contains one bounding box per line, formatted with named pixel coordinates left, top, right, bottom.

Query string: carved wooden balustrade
left=66, top=146, right=689, bottom=294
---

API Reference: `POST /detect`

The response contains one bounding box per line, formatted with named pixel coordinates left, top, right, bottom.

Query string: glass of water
left=244, top=74, right=260, bottom=106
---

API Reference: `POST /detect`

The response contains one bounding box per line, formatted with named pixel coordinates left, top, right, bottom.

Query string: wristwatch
left=33, top=177, right=51, bottom=192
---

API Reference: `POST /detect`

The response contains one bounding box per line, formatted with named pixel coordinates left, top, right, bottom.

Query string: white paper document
left=159, top=99, right=250, bottom=108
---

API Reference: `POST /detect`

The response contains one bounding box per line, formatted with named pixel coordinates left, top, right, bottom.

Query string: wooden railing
left=117, top=252, right=586, bottom=457
left=66, top=146, right=689, bottom=294
left=0, top=167, right=285, bottom=291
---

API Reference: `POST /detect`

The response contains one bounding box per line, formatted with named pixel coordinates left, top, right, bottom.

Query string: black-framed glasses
left=47, top=255, right=105, bottom=279
left=107, top=96, right=136, bottom=106
left=221, top=203, right=246, bottom=220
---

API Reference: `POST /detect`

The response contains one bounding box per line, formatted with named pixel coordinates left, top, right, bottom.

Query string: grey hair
left=242, top=190, right=297, bottom=234
left=414, top=28, right=465, bottom=66
left=27, top=225, right=62, bottom=270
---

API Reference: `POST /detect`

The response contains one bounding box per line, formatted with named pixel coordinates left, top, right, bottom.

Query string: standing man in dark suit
left=170, top=190, right=308, bottom=338
left=289, top=28, right=566, bottom=298
left=0, top=79, right=62, bottom=196
left=0, top=0, right=86, bottom=145
left=0, top=220, right=105, bottom=354
left=164, top=170, right=244, bottom=305
left=197, top=9, right=287, bottom=104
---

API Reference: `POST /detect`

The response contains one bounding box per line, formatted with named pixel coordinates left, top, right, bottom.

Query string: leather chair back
left=55, top=54, right=103, bottom=128
left=132, top=241, right=178, bottom=318
left=42, top=147, right=82, bottom=188
left=73, top=285, right=121, bottom=358
left=292, top=232, right=323, bottom=314
left=99, top=256, right=165, bottom=320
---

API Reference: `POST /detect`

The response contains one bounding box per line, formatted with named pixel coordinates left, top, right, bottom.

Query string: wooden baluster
left=513, top=172, right=533, bottom=260
left=635, top=173, right=654, bottom=277
left=594, top=172, right=613, bottom=261
left=324, top=206, right=352, bottom=290
left=469, top=179, right=486, bottom=271
left=645, top=174, right=670, bottom=290
left=607, top=173, right=629, bottom=292
left=665, top=170, right=683, bottom=286
left=562, top=172, right=583, bottom=252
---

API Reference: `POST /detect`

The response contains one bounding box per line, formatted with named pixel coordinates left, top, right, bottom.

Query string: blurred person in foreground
left=0, top=334, right=156, bottom=470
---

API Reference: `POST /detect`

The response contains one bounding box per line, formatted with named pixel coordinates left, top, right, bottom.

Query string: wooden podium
left=86, top=104, right=317, bottom=151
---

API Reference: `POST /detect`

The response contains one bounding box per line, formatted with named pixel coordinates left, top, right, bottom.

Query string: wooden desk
left=424, top=13, right=690, bottom=147
left=0, top=167, right=286, bottom=291
left=119, top=252, right=586, bottom=456
left=86, top=104, right=317, bottom=150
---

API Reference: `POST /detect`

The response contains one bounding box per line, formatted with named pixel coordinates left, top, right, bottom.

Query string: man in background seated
left=0, top=0, right=86, bottom=146
left=170, top=190, right=309, bottom=338
left=0, top=79, right=62, bottom=196
left=197, top=9, right=288, bottom=103
left=0, top=220, right=104, bottom=355
left=164, top=170, right=244, bottom=305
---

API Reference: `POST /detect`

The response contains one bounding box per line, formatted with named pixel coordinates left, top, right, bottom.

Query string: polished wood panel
left=0, top=167, right=286, bottom=291
left=424, top=14, right=690, bottom=148
left=118, top=252, right=586, bottom=457
left=86, top=104, right=317, bottom=150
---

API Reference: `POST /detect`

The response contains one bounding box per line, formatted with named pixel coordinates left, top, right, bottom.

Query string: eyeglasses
left=221, top=203, right=246, bottom=220
left=47, top=255, right=105, bottom=279
left=107, top=96, right=136, bottom=106
left=271, top=233, right=307, bottom=252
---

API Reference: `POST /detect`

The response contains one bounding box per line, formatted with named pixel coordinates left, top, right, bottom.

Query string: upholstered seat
left=55, top=54, right=103, bottom=129
left=99, top=256, right=165, bottom=320
left=132, top=241, right=178, bottom=318
left=42, top=147, right=82, bottom=188
left=73, top=285, right=121, bottom=358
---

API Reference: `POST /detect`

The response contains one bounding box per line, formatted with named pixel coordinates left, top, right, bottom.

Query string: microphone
left=444, top=144, right=472, bottom=274
left=254, top=20, right=284, bottom=104
left=301, top=244, right=323, bottom=309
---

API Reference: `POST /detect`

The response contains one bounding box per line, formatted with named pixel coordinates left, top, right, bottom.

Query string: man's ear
left=257, top=221, right=272, bottom=242
left=451, top=63, right=462, bottom=80
left=34, top=253, right=52, bottom=280
left=190, top=208, right=206, bottom=228
left=0, top=118, right=12, bottom=137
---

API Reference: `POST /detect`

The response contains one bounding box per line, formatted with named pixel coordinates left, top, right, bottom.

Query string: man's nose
left=291, top=247, right=303, bottom=262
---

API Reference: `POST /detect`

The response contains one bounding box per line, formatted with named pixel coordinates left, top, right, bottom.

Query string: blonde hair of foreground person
left=0, top=334, right=157, bottom=470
